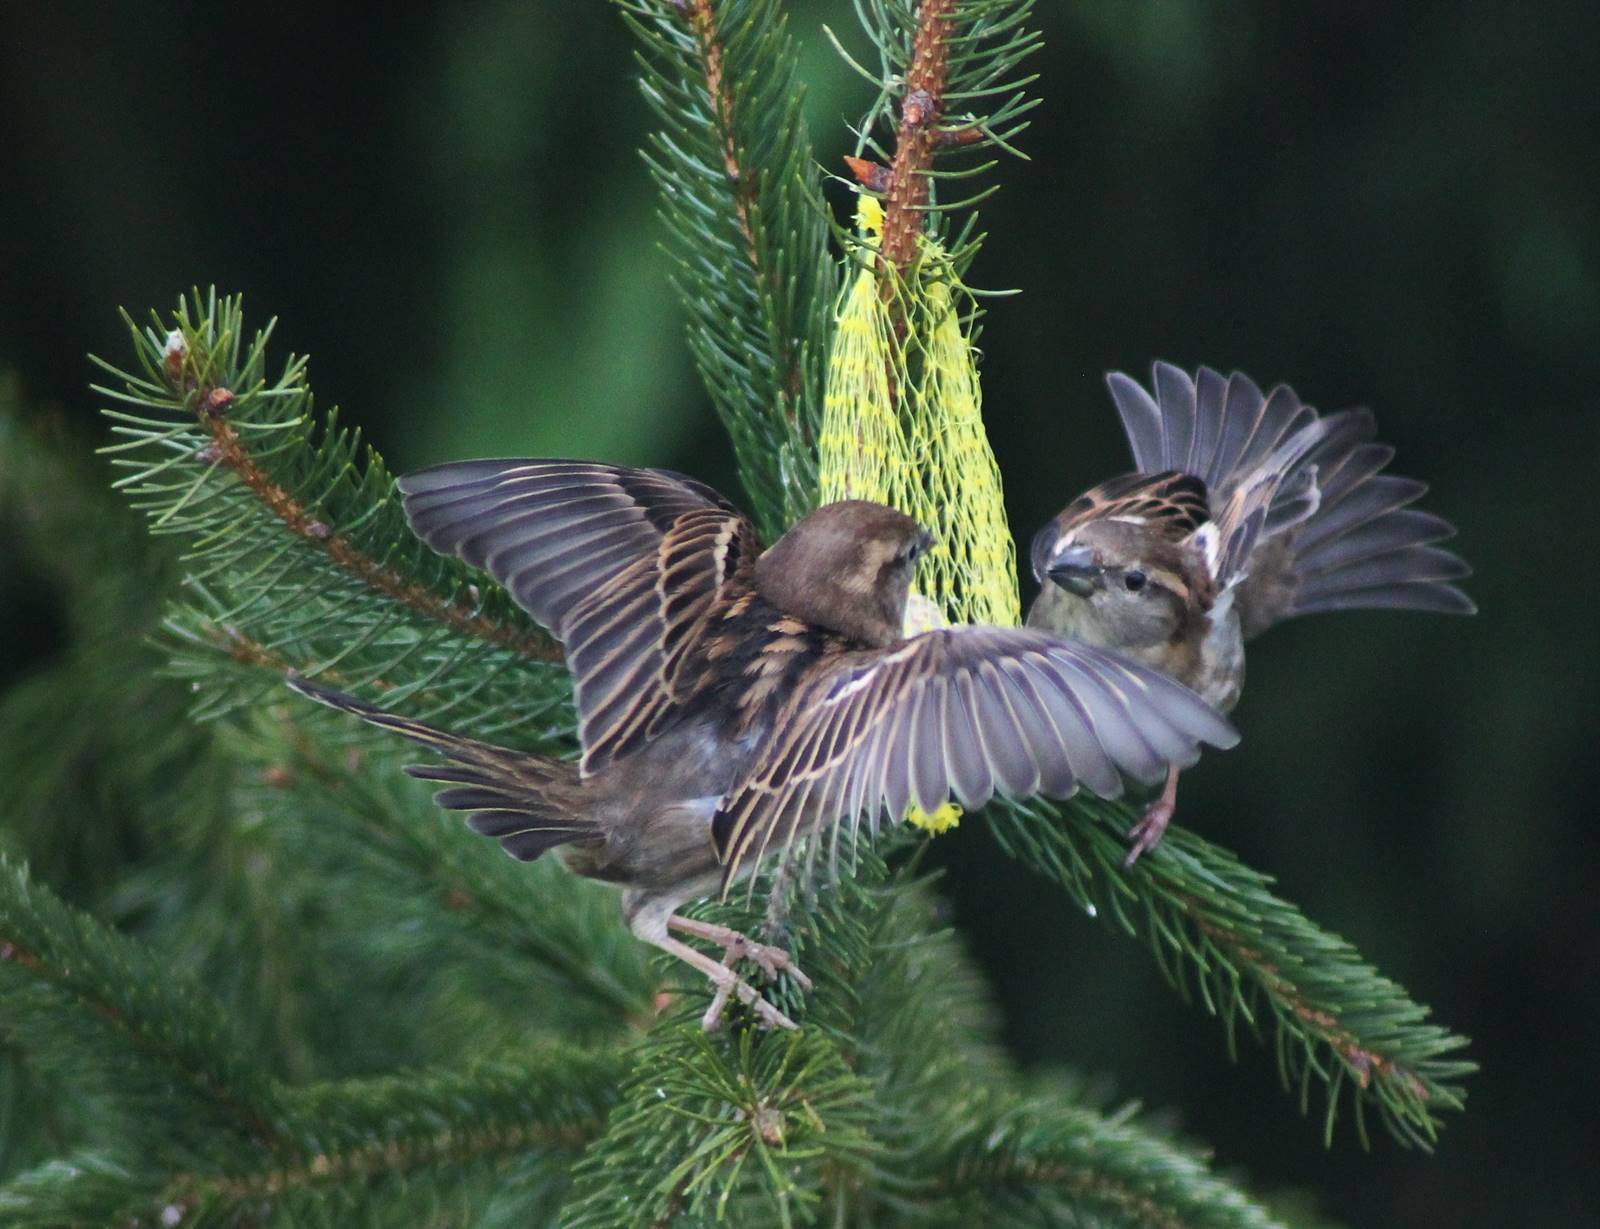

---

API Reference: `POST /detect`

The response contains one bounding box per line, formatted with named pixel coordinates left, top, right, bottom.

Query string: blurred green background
left=2, top=2, right=1596, bottom=1224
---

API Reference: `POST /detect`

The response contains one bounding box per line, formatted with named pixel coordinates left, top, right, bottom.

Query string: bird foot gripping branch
left=667, top=916, right=813, bottom=1032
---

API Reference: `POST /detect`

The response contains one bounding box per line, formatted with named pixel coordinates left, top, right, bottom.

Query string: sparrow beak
left=1045, top=544, right=1102, bottom=597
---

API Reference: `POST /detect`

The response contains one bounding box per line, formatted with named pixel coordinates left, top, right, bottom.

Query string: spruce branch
left=0, top=1050, right=629, bottom=1228
left=91, top=290, right=570, bottom=737
left=560, top=846, right=1013, bottom=1228
left=159, top=1052, right=623, bottom=1226
left=191, top=397, right=550, bottom=662
left=556, top=851, right=904, bottom=1228
left=248, top=707, right=658, bottom=1026
left=988, top=798, right=1474, bottom=1149
left=0, top=858, right=277, bottom=1154
left=923, top=1089, right=1294, bottom=1229
left=559, top=1025, right=875, bottom=1229
left=620, top=0, right=835, bottom=534
left=881, top=0, right=958, bottom=271
left=0, top=858, right=635, bottom=1227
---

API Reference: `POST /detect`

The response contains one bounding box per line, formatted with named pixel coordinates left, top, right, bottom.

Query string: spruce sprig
left=989, top=797, right=1475, bottom=1149
left=834, top=0, right=1042, bottom=271
left=620, top=0, right=836, bottom=535
left=91, top=290, right=570, bottom=741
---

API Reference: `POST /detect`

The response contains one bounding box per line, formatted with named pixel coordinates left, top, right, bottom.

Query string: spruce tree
left=0, top=3, right=1471, bottom=1225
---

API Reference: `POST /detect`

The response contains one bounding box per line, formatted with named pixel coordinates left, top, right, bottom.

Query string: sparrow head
left=755, top=500, right=933, bottom=648
left=1029, top=516, right=1201, bottom=650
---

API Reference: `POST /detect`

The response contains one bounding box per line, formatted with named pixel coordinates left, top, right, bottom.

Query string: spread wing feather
left=562, top=508, right=759, bottom=772
left=712, top=627, right=1238, bottom=890
left=400, top=459, right=740, bottom=636
left=398, top=460, right=760, bottom=771
left=1106, top=365, right=1473, bottom=634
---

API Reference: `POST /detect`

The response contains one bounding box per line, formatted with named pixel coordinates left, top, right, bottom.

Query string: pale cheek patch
left=902, top=592, right=948, bottom=637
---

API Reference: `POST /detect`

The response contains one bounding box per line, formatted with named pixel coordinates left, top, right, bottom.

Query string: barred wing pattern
left=399, top=460, right=760, bottom=771
left=712, top=627, right=1239, bottom=888
left=1106, top=363, right=1473, bottom=633
left=563, top=508, right=759, bottom=772
left=1046, top=470, right=1210, bottom=544
left=400, top=460, right=740, bottom=635
left=1196, top=423, right=1332, bottom=593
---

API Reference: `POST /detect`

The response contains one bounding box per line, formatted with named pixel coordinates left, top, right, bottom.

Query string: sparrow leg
left=653, top=934, right=799, bottom=1032
left=1124, top=765, right=1181, bottom=867
left=624, top=893, right=798, bottom=1031
left=668, top=915, right=813, bottom=991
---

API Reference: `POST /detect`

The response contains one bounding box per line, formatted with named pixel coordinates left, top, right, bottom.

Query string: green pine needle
left=988, top=797, right=1474, bottom=1149
left=91, top=289, right=571, bottom=743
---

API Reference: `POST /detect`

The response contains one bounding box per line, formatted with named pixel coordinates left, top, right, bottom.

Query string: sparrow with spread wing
left=291, top=460, right=1238, bottom=1030
left=1028, top=363, right=1474, bottom=864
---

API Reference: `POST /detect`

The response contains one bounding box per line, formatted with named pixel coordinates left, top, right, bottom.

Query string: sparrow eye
left=901, top=532, right=933, bottom=564
left=1123, top=570, right=1147, bottom=592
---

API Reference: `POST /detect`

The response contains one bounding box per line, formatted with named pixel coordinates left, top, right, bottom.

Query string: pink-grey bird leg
left=626, top=892, right=810, bottom=1032
left=1124, top=764, right=1181, bottom=867
left=669, top=915, right=813, bottom=990
left=650, top=931, right=799, bottom=1032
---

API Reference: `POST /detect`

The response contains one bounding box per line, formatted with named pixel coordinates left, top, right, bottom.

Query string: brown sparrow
left=291, top=460, right=1238, bottom=1030
left=1028, top=363, right=1474, bottom=864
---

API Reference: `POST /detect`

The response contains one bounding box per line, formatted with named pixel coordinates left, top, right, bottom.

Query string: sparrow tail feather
left=286, top=676, right=595, bottom=861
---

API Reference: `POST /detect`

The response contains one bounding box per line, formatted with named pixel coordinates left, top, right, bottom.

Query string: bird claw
left=700, top=968, right=799, bottom=1032
left=663, top=916, right=810, bottom=1032
left=1123, top=798, right=1174, bottom=867
left=721, top=935, right=814, bottom=992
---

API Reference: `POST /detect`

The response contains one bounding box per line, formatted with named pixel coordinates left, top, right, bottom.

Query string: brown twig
left=682, top=0, right=758, bottom=268
left=157, top=1116, right=596, bottom=1221
left=933, top=1155, right=1190, bottom=1229
left=879, top=0, right=957, bottom=273
left=186, top=384, right=561, bottom=664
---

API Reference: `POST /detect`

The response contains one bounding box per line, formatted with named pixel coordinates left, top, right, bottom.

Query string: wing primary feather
left=1150, top=362, right=1196, bottom=472
left=910, top=680, right=950, bottom=814
left=1107, top=371, right=1165, bottom=471
left=1192, top=366, right=1229, bottom=486
left=1049, top=651, right=1167, bottom=784
left=974, top=661, right=1041, bottom=796
left=1033, top=654, right=1122, bottom=797
left=1006, top=659, right=1080, bottom=798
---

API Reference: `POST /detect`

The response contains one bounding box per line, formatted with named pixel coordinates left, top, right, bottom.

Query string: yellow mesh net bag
left=817, top=198, right=1021, bottom=834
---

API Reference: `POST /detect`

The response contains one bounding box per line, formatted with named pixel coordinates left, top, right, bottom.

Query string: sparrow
left=291, top=460, right=1238, bottom=1031
left=1028, top=363, right=1474, bottom=864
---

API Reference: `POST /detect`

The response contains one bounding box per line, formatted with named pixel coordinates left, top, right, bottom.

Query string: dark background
left=3, top=3, right=1596, bottom=1224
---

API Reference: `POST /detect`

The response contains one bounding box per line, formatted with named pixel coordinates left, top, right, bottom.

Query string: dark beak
left=1045, top=545, right=1101, bottom=597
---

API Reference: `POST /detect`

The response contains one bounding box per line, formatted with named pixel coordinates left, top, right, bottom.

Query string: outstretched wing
left=1108, top=362, right=1319, bottom=494
left=1192, top=420, right=1333, bottom=593
left=712, top=626, right=1238, bottom=888
left=562, top=507, right=760, bottom=771
left=399, top=460, right=761, bottom=771
left=401, top=460, right=742, bottom=635
left=1105, top=364, right=1473, bottom=629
